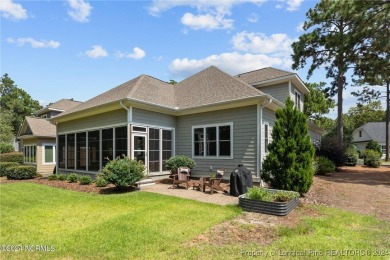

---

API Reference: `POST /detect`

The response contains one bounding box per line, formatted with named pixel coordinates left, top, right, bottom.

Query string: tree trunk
left=386, top=82, right=389, bottom=161
left=337, top=73, right=344, bottom=146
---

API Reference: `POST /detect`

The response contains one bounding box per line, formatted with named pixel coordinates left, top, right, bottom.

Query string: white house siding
left=176, top=105, right=257, bottom=176
left=57, top=109, right=127, bottom=134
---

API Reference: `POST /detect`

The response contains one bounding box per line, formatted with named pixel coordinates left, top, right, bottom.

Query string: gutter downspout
left=120, top=101, right=131, bottom=158
left=258, top=98, right=272, bottom=187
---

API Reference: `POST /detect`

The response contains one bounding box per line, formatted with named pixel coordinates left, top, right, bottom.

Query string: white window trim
left=192, top=122, right=233, bottom=160
left=42, top=143, right=56, bottom=165
left=295, top=91, right=301, bottom=111
left=24, top=145, right=37, bottom=164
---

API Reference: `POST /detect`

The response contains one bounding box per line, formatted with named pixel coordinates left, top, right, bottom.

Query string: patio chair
left=201, top=169, right=226, bottom=195
left=172, top=167, right=190, bottom=189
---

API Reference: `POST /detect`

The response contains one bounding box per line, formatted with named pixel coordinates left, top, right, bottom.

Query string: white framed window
left=295, top=91, right=301, bottom=111
left=359, top=131, right=362, bottom=138
left=382, top=145, right=386, bottom=155
left=43, top=144, right=56, bottom=164
left=24, top=145, right=36, bottom=164
left=264, top=124, right=269, bottom=153
left=132, top=126, right=147, bottom=133
left=192, top=123, right=233, bottom=159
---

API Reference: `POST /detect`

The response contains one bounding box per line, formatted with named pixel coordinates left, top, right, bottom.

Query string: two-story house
left=18, top=99, right=82, bottom=174
left=51, top=66, right=322, bottom=180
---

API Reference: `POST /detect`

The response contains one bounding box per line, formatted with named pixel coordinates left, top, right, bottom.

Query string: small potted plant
left=239, top=187, right=300, bottom=216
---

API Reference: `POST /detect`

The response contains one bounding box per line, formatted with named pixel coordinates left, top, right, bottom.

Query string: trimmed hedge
left=0, top=162, right=19, bottom=177
left=79, top=175, right=93, bottom=185
left=0, top=142, right=14, bottom=153
left=6, top=165, right=37, bottom=180
left=364, top=149, right=381, bottom=168
left=0, top=152, right=24, bottom=163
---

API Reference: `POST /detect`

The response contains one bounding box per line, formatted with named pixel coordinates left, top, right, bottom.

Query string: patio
left=141, top=182, right=239, bottom=205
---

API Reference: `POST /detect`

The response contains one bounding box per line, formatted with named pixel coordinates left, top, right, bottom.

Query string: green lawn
left=1, top=183, right=389, bottom=259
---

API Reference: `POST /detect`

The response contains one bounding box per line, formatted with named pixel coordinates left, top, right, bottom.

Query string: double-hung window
left=193, top=123, right=232, bottom=158
left=264, top=124, right=269, bottom=153
left=295, top=91, right=301, bottom=111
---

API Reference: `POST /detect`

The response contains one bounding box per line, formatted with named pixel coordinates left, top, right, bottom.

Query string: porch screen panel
left=67, top=134, right=75, bottom=169
left=149, top=128, right=160, bottom=172
left=115, top=126, right=127, bottom=158
left=58, top=135, right=65, bottom=168
left=88, top=130, right=100, bottom=171
left=76, top=132, right=87, bottom=170
left=162, top=130, right=172, bottom=171
left=102, top=128, right=113, bottom=167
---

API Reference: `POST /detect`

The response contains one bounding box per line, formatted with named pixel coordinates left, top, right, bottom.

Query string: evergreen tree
left=262, top=98, right=315, bottom=194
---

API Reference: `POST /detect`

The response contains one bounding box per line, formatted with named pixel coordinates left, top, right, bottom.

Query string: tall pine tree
left=262, top=98, right=315, bottom=194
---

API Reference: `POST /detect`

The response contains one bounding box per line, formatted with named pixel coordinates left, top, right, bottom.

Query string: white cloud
left=7, top=37, right=60, bottom=48
left=231, top=31, right=294, bottom=55
left=0, top=0, right=27, bottom=20
left=169, top=52, right=291, bottom=78
left=67, top=0, right=92, bottom=23
left=116, top=47, right=146, bottom=60
left=247, top=13, right=258, bottom=23
left=85, top=45, right=108, bottom=58
left=275, top=0, right=303, bottom=11
left=148, top=0, right=266, bottom=31
left=181, top=12, right=233, bottom=30
left=286, top=0, right=303, bottom=11
left=296, top=22, right=304, bottom=32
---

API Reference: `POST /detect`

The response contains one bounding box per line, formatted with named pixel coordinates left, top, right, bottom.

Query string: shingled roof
left=58, top=75, right=174, bottom=117
left=175, top=66, right=265, bottom=109
left=236, top=67, right=294, bottom=85
left=54, top=66, right=283, bottom=120
left=359, top=122, right=386, bottom=142
left=20, top=117, right=56, bottom=138
left=35, top=98, right=82, bottom=116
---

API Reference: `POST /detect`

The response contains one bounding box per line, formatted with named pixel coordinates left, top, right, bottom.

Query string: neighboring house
left=51, top=66, right=322, bottom=180
left=18, top=99, right=82, bottom=174
left=353, top=122, right=387, bottom=159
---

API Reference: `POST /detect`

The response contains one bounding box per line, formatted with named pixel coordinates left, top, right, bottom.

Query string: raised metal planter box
left=238, top=190, right=300, bottom=216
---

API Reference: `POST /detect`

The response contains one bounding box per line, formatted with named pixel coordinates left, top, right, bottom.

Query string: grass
left=0, top=183, right=240, bottom=259
left=1, top=183, right=389, bottom=259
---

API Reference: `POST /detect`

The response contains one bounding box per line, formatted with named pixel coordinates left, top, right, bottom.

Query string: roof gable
left=175, top=66, right=265, bottom=109
left=236, top=67, right=294, bottom=84
left=359, top=122, right=385, bottom=142
left=19, top=117, right=56, bottom=138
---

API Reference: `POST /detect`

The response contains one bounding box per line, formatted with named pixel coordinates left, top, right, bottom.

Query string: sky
left=0, top=0, right=384, bottom=118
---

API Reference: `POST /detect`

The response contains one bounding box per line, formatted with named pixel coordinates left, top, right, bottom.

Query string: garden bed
left=239, top=188, right=300, bottom=216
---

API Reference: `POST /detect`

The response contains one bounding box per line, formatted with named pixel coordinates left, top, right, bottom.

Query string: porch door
left=132, top=134, right=147, bottom=168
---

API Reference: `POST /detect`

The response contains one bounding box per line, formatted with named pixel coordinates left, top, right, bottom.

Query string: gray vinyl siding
left=257, top=83, right=289, bottom=103
left=261, top=107, right=277, bottom=160
left=132, top=108, right=176, bottom=128
left=176, top=105, right=257, bottom=176
left=291, top=83, right=304, bottom=112
left=58, top=109, right=127, bottom=134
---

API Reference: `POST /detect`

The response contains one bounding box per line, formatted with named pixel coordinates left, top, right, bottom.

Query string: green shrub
left=79, top=175, right=92, bottom=185
left=0, top=152, right=23, bottom=163
left=364, top=149, right=381, bottom=168
left=262, top=98, right=315, bottom=194
left=0, top=162, right=19, bottom=177
left=48, top=175, right=58, bottom=181
left=67, top=173, right=79, bottom=183
left=316, top=156, right=336, bottom=175
left=164, top=155, right=196, bottom=173
left=102, top=157, right=145, bottom=188
left=344, top=147, right=358, bottom=166
left=246, top=187, right=299, bottom=202
left=6, top=165, right=37, bottom=180
left=366, top=140, right=382, bottom=154
left=95, top=176, right=108, bottom=187
left=58, top=174, right=68, bottom=181
left=317, top=136, right=345, bottom=167
left=0, top=142, right=14, bottom=153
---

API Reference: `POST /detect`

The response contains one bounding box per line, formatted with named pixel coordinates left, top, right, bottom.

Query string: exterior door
left=132, top=134, right=147, bottom=167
